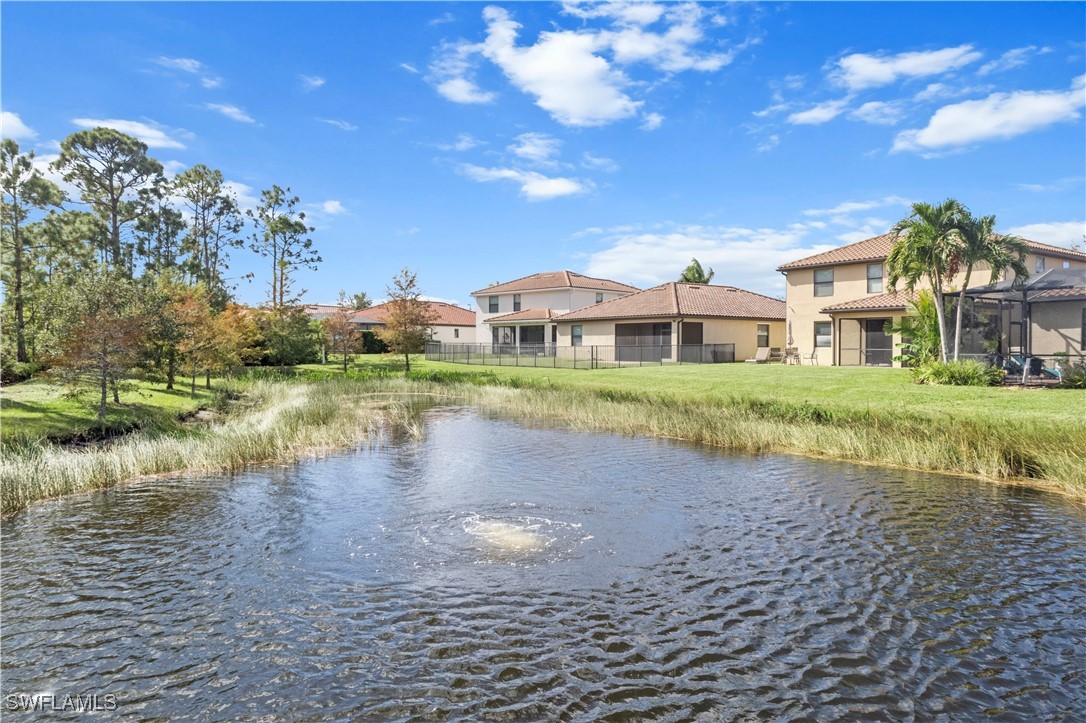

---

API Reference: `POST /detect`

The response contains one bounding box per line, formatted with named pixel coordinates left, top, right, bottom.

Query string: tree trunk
left=952, top=267, right=973, bottom=361
left=404, top=351, right=410, bottom=372
left=13, top=217, right=28, bottom=363
left=166, top=351, right=176, bottom=390
left=342, top=348, right=348, bottom=373
left=191, top=373, right=196, bottom=397
left=111, top=376, right=120, bottom=404
left=98, top=365, right=108, bottom=423
left=110, top=197, right=123, bottom=272
left=205, top=369, right=211, bottom=389
left=933, top=289, right=950, bottom=363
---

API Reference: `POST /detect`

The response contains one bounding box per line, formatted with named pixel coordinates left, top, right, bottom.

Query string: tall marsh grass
left=4, top=374, right=1083, bottom=514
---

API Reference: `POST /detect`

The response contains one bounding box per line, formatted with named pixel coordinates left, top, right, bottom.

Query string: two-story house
left=471, top=271, right=639, bottom=348
left=778, top=232, right=1086, bottom=366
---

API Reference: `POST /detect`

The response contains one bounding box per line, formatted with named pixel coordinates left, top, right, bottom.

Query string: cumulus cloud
left=787, top=98, right=849, bottom=125
left=893, top=75, right=1085, bottom=154
left=803, top=196, right=911, bottom=217
left=1006, top=221, right=1086, bottom=248
left=640, top=112, right=664, bottom=130
left=321, top=200, right=346, bottom=215
left=436, top=133, right=483, bottom=151
left=831, top=45, right=982, bottom=91
left=429, top=4, right=742, bottom=127
left=508, top=132, right=562, bottom=164
left=204, top=103, right=256, bottom=123
left=71, top=117, right=186, bottom=149
left=1, top=111, right=37, bottom=140
left=223, top=180, right=259, bottom=212
left=300, top=74, right=326, bottom=90
left=460, top=164, right=589, bottom=200
left=977, top=45, right=1052, bottom=77
left=319, top=118, right=358, bottom=131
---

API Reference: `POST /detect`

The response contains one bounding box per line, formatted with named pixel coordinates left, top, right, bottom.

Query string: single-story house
left=305, top=301, right=477, bottom=344
left=554, top=282, right=786, bottom=363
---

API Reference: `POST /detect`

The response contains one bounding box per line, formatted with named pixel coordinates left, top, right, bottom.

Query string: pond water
left=2, top=407, right=1084, bottom=720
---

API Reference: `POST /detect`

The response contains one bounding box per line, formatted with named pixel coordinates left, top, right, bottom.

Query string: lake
left=2, top=406, right=1083, bottom=720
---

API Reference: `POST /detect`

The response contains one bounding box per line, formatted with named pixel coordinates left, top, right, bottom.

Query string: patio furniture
left=781, top=347, right=800, bottom=365
left=745, top=347, right=771, bottom=364
left=769, top=347, right=783, bottom=362
left=802, top=348, right=819, bottom=365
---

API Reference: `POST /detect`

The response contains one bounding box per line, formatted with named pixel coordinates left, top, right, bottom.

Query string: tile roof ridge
left=564, top=270, right=572, bottom=286
left=671, top=282, right=680, bottom=315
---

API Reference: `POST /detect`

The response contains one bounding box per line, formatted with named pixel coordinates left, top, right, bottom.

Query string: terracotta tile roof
left=485, top=308, right=560, bottom=323
left=1029, top=287, right=1086, bottom=301
left=352, top=301, right=475, bottom=326
left=820, top=290, right=914, bottom=313
left=556, top=283, right=785, bottom=322
left=473, top=270, right=639, bottom=295
left=777, top=232, right=1086, bottom=271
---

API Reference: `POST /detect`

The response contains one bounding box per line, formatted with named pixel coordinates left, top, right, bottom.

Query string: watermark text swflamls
left=4, top=693, right=118, bottom=713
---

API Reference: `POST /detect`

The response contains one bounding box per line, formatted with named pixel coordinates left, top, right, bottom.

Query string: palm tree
left=949, top=212, right=1029, bottom=360
left=885, top=290, right=941, bottom=365
left=886, top=199, right=965, bottom=362
left=679, top=258, right=714, bottom=284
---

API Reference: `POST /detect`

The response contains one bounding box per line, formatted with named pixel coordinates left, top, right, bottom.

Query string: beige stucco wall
left=429, top=324, right=476, bottom=344
left=554, top=317, right=785, bottom=362
left=784, top=252, right=1084, bottom=366
left=1030, top=299, right=1085, bottom=358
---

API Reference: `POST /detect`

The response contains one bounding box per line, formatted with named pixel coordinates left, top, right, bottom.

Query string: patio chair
left=802, top=348, right=819, bottom=365
left=769, top=347, right=783, bottom=362
left=781, top=347, right=799, bottom=365
left=744, top=347, right=771, bottom=364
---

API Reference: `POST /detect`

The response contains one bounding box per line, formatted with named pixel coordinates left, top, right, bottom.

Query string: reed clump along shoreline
left=3, top=369, right=1084, bottom=515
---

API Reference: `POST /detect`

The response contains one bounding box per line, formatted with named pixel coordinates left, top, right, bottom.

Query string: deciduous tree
left=322, top=306, right=361, bottom=372
left=378, top=268, right=437, bottom=372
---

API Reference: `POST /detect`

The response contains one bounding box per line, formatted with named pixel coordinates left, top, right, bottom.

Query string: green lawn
left=303, top=355, right=1086, bottom=428
left=1, top=378, right=217, bottom=442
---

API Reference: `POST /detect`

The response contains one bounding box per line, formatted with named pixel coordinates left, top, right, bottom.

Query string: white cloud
left=787, top=98, right=849, bottom=125
left=300, top=75, right=326, bottom=90
left=429, top=41, right=497, bottom=104
left=582, top=222, right=816, bottom=294
left=832, top=45, right=982, bottom=91
left=849, top=100, right=904, bottom=126
left=640, top=112, right=664, bottom=130
left=321, top=200, right=346, bottom=215
left=396, top=226, right=421, bottom=236
left=1012, top=177, right=1080, bottom=193
left=581, top=152, right=619, bottom=172
left=562, top=1, right=666, bottom=26
left=756, top=134, right=779, bottom=153
left=508, top=132, right=562, bottom=164
left=435, top=133, right=483, bottom=151
left=1006, top=221, right=1086, bottom=248
left=429, top=11, right=456, bottom=26
left=204, top=103, right=256, bottom=124
left=320, top=118, right=359, bottom=131
left=400, top=63, right=420, bottom=74
left=1, top=111, right=37, bottom=140
left=460, top=164, right=590, bottom=200
left=71, top=118, right=186, bottom=149
left=161, top=160, right=187, bottom=178
left=478, top=6, right=640, bottom=126
left=200, top=76, right=224, bottom=89
left=153, top=56, right=204, bottom=73
left=978, top=45, right=1052, bottom=77
left=803, top=196, right=910, bottom=217
left=595, top=3, right=735, bottom=73
left=893, top=75, right=1085, bottom=154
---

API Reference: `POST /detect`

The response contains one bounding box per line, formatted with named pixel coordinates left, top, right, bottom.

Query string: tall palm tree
left=886, top=199, right=965, bottom=362
left=949, top=212, right=1029, bottom=360
left=678, top=258, right=715, bottom=284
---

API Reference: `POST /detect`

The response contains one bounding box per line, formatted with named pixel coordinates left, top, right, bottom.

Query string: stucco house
left=471, top=271, right=639, bottom=348
left=554, top=282, right=786, bottom=363
left=353, top=301, right=477, bottom=344
left=777, top=232, right=1086, bottom=366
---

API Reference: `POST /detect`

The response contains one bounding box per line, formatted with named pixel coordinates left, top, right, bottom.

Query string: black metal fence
left=424, top=342, right=736, bottom=369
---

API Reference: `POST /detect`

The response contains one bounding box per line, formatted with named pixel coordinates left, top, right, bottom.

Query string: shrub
left=1, top=360, right=43, bottom=385
left=910, top=359, right=1005, bottom=386
left=1054, top=358, right=1086, bottom=389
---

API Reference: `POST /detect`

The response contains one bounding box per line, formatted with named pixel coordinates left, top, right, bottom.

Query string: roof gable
left=556, top=282, right=785, bottom=322
left=472, top=270, right=639, bottom=295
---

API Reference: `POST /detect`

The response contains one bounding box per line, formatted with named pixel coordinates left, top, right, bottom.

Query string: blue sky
left=3, top=1, right=1084, bottom=307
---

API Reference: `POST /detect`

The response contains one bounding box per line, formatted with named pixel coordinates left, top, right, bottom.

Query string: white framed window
left=814, top=268, right=834, bottom=297
left=453, top=328, right=459, bottom=339
left=814, top=321, right=831, bottom=348
left=1036, top=257, right=1045, bottom=273
left=513, top=294, right=521, bottom=312
left=595, top=292, right=603, bottom=303
left=571, top=325, right=583, bottom=347
left=867, top=264, right=883, bottom=294
left=488, top=296, right=499, bottom=313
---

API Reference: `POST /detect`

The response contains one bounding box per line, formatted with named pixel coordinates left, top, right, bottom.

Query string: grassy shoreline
left=3, top=360, right=1084, bottom=514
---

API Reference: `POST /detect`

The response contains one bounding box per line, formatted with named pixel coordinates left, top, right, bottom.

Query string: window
left=814, top=268, right=834, bottom=297
left=595, top=292, right=604, bottom=304
left=488, top=296, right=499, bottom=313
left=1064, top=261, right=1071, bottom=269
left=867, top=264, right=883, bottom=294
left=757, top=324, right=769, bottom=348
left=814, top=321, right=831, bottom=348
left=453, top=328, right=459, bottom=339
left=1036, top=257, right=1045, bottom=273
left=571, top=325, right=583, bottom=347
left=513, top=294, right=521, bottom=312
